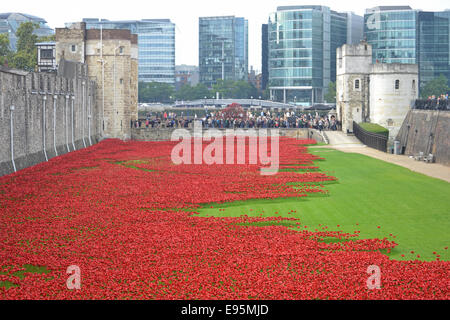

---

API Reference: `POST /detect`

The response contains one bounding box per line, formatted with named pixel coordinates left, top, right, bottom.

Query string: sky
left=3, top=0, right=450, bottom=71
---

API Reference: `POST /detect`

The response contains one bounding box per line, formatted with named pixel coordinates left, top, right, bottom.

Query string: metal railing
left=353, top=122, right=388, bottom=152
left=414, top=99, right=450, bottom=111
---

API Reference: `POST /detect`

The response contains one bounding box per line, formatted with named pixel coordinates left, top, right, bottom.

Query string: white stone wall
left=369, top=64, right=418, bottom=141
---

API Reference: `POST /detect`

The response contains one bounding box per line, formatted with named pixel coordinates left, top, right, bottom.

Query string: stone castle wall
left=131, top=127, right=325, bottom=143
left=0, top=63, right=101, bottom=177
left=396, top=110, right=450, bottom=166
left=56, top=25, right=139, bottom=140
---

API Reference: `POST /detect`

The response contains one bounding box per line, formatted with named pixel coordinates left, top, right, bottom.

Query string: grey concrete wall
left=0, top=64, right=102, bottom=177
left=131, top=127, right=324, bottom=143
left=396, top=110, right=450, bottom=166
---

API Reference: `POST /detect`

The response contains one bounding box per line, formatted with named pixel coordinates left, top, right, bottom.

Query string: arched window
left=412, top=80, right=416, bottom=91
left=395, top=80, right=400, bottom=90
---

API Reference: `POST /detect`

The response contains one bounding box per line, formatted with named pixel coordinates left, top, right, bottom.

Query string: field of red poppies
left=0, top=138, right=448, bottom=299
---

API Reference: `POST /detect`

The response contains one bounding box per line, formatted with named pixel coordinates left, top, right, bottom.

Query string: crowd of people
left=414, top=94, right=450, bottom=110
left=133, top=110, right=341, bottom=132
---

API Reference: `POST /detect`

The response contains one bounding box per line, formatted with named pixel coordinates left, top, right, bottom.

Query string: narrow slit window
left=395, top=80, right=400, bottom=90
left=354, top=79, right=360, bottom=90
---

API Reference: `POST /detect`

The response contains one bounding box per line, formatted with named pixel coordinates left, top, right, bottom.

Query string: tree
left=138, top=82, right=175, bottom=103
left=16, top=22, right=39, bottom=54
left=324, top=81, right=336, bottom=103
left=420, top=75, right=450, bottom=99
left=221, top=103, right=247, bottom=119
left=212, top=79, right=258, bottom=99
left=175, top=83, right=211, bottom=101
left=37, top=34, right=56, bottom=43
left=7, top=22, right=39, bottom=71
left=9, top=51, right=36, bottom=71
left=0, top=33, right=11, bottom=66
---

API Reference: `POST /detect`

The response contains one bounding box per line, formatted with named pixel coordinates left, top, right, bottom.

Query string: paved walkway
left=313, top=131, right=450, bottom=183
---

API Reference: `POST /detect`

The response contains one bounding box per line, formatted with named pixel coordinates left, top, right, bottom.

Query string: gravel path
left=312, top=131, right=450, bottom=183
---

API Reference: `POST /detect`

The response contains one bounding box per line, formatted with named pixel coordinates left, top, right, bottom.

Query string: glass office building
left=261, top=24, right=269, bottom=91
left=199, top=16, right=248, bottom=88
left=78, top=18, right=175, bottom=84
left=268, top=6, right=363, bottom=104
left=364, top=6, right=418, bottom=64
left=364, top=6, right=450, bottom=91
left=417, top=11, right=450, bottom=90
left=0, top=13, right=54, bottom=51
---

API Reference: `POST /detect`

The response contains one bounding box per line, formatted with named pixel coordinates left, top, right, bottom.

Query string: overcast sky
left=3, top=0, right=449, bottom=71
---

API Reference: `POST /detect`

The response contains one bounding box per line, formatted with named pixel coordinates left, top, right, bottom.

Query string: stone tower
left=56, top=23, right=138, bottom=140
left=369, top=63, right=418, bottom=141
left=336, top=41, right=372, bottom=133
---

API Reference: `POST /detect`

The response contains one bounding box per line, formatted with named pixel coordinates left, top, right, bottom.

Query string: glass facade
left=199, top=16, right=248, bottom=88
left=364, top=6, right=450, bottom=91
left=418, top=11, right=450, bottom=90
left=0, top=13, right=54, bottom=51
left=261, top=24, right=269, bottom=90
left=268, top=6, right=357, bottom=104
left=80, top=19, right=175, bottom=84
left=364, top=7, right=418, bottom=64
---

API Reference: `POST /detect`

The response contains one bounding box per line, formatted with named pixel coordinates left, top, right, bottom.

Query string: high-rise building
left=268, top=6, right=363, bottom=105
left=417, top=10, right=450, bottom=90
left=364, top=6, right=450, bottom=92
left=199, top=16, right=248, bottom=88
left=0, top=13, right=54, bottom=51
left=66, top=18, right=175, bottom=85
left=261, top=24, right=269, bottom=91
left=364, top=6, right=418, bottom=65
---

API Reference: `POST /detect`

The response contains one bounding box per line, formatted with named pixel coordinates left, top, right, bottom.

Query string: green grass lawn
left=358, top=123, right=390, bottom=136
left=199, top=148, right=450, bottom=262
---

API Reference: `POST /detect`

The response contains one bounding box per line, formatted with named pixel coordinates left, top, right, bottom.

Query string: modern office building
left=0, top=13, right=54, bottom=51
left=417, top=10, right=450, bottom=90
left=267, top=6, right=363, bottom=105
left=364, top=6, right=450, bottom=91
left=68, top=18, right=175, bottom=85
left=261, top=24, right=269, bottom=91
left=364, top=6, right=418, bottom=65
left=199, top=16, right=248, bottom=88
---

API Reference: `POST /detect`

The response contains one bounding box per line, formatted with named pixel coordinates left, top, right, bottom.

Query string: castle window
left=412, top=80, right=416, bottom=91
left=120, top=79, right=124, bottom=85
left=354, top=79, right=360, bottom=91
left=395, top=80, right=400, bottom=90
left=119, top=47, right=124, bottom=54
left=71, top=45, right=76, bottom=53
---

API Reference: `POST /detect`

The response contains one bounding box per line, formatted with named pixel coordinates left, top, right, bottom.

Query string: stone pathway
left=313, top=131, right=450, bottom=183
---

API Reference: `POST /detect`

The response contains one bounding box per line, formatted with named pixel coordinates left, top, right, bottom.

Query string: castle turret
left=336, top=41, right=372, bottom=133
